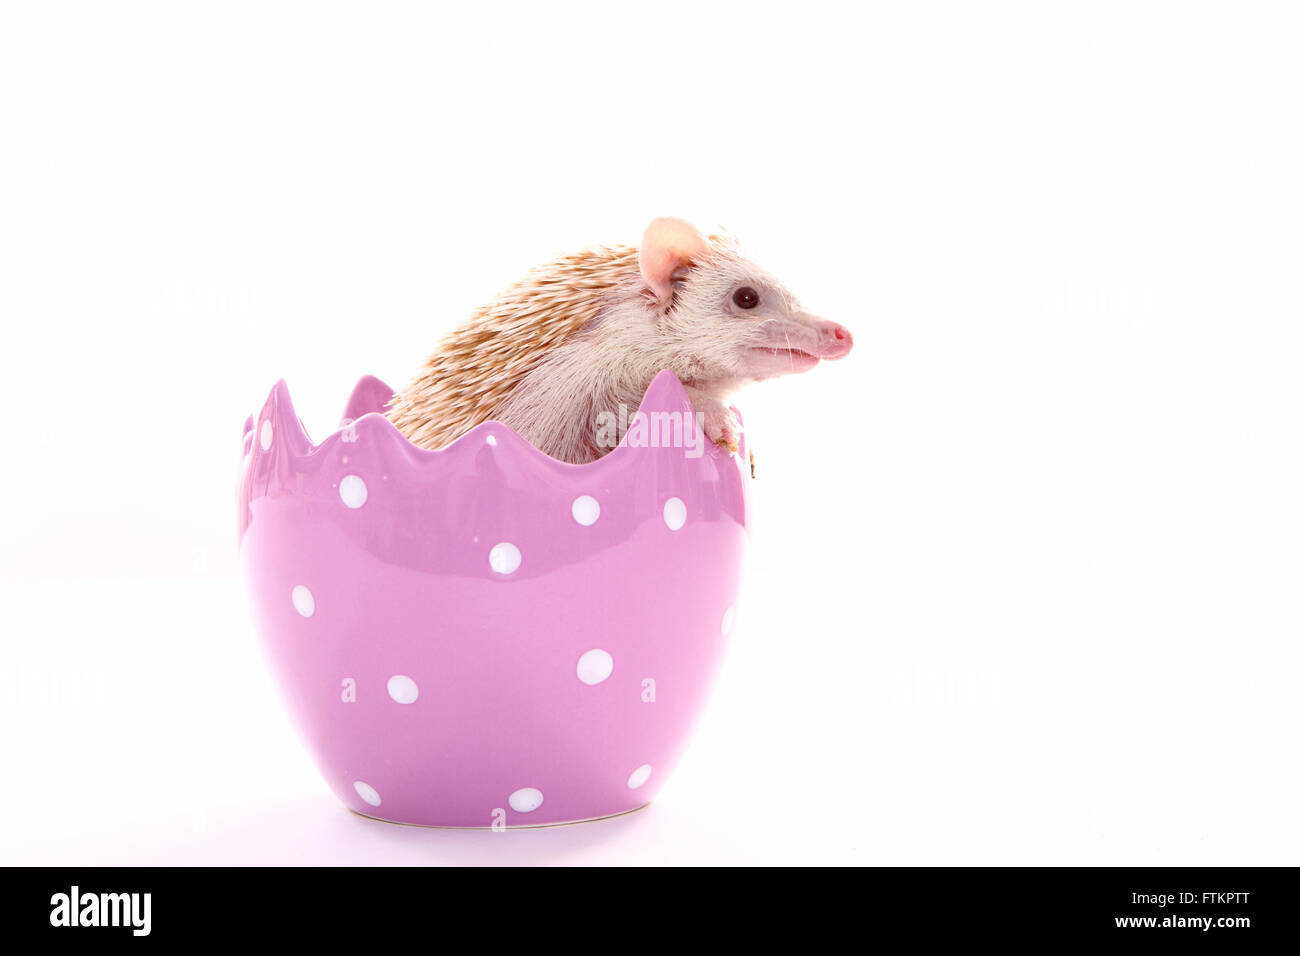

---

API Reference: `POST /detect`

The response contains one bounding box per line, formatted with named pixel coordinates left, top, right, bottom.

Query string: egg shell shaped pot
left=239, top=370, right=749, bottom=828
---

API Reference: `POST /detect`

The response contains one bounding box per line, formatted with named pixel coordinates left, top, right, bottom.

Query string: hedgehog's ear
left=640, top=217, right=708, bottom=307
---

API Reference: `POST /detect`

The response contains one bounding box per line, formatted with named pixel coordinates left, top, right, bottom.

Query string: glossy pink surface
left=239, top=371, right=749, bottom=827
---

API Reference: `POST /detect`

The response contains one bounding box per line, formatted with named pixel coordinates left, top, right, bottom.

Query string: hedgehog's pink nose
left=809, top=319, right=852, bottom=360
left=827, top=323, right=853, bottom=357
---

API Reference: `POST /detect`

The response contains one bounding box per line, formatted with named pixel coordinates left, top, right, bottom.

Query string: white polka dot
left=576, top=649, right=614, bottom=685
left=721, top=606, right=736, bottom=636
left=571, top=494, right=601, bottom=526
left=485, top=435, right=498, bottom=447
left=663, top=497, right=687, bottom=531
left=339, top=474, right=368, bottom=509
left=509, top=787, right=543, bottom=813
left=627, top=764, right=652, bottom=790
left=489, top=542, right=521, bottom=575
left=259, top=419, right=273, bottom=451
left=387, top=674, right=418, bottom=704
left=291, top=585, right=315, bottom=618
left=354, top=781, right=381, bottom=806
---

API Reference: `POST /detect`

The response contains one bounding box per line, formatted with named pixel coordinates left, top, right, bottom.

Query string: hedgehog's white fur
left=388, top=220, right=849, bottom=464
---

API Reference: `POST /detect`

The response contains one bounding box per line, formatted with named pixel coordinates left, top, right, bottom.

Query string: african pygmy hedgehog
left=387, top=217, right=852, bottom=463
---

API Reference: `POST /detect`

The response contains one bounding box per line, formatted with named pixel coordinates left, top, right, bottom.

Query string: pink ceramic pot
left=239, top=371, right=749, bottom=827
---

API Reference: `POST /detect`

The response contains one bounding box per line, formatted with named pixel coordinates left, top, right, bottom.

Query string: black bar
left=5, top=866, right=1294, bottom=944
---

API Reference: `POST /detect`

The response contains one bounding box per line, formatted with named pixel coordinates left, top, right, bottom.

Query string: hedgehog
left=386, top=217, right=853, bottom=464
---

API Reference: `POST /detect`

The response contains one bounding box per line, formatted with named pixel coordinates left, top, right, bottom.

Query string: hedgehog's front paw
left=696, top=405, right=741, bottom=454
left=683, top=387, right=742, bottom=454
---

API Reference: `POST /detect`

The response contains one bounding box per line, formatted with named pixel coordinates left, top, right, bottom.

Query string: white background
left=2, top=1, right=1297, bottom=865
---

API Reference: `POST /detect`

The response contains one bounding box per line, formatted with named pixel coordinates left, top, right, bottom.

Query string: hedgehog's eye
left=732, top=286, right=760, bottom=310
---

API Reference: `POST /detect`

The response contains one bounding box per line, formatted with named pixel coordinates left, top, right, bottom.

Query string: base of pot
left=348, top=801, right=652, bottom=830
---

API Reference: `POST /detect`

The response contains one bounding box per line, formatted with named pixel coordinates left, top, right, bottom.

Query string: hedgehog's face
left=666, top=247, right=854, bottom=389
left=639, top=218, right=852, bottom=392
